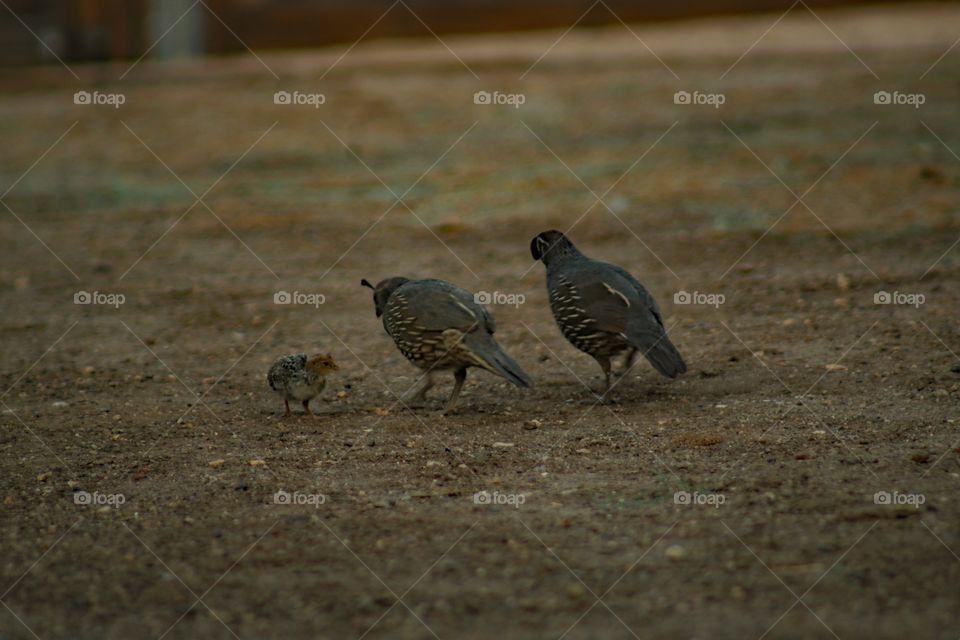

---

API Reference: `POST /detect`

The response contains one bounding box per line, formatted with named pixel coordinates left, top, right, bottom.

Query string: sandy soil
left=1, top=3, right=959, bottom=639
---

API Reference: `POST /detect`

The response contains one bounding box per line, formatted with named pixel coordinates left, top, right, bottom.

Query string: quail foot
left=530, top=230, right=686, bottom=399
left=361, top=277, right=532, bottom=414
left=267, top=353, right=339, bottom=416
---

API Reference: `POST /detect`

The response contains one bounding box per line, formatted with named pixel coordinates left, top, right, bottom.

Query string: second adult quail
left=267, top=353, right=339, bottom=416
left=361, top=277, right=532, bottom=413
left=530, top=230, right=686, bottom=395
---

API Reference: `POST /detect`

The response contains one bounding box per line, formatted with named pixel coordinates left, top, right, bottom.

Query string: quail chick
left=267, top=353, right=339, bottom=416
left=361, top=277, right=532, bottom=414
left=530, top=230, right=686, bottom=396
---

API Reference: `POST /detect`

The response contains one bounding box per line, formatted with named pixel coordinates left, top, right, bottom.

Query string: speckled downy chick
left=267, top=353, right=339, bottom=416
left=361, top=277, right=532, bottom=414
left=531, top=230, right=686, bottom=395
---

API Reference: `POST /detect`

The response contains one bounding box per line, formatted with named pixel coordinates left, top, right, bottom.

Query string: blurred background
left=3, top=0, right=902, bottom=66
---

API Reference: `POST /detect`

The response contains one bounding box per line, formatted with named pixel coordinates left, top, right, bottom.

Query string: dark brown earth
left=1, top=4, right=959, bottom=639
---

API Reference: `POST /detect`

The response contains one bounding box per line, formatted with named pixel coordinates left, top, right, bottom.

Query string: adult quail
left=361, top=277, right=532, bottom=413
left=530, top=230, right=686, bottom=395
left=267, top=353, right=339, bottom=416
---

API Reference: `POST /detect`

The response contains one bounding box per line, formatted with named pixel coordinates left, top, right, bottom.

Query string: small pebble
left=665, top=545, right=686, bottom=560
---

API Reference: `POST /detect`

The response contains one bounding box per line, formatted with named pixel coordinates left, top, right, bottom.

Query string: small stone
left=208, top=459, right=226, bottom=468
left=825, top=364, right=847, bottom=372
left=52, top=401, right=69, bottom=408
left=82, top=366, right=95, bottom=375
left=336, top=390, right=347, bottom=399
left=492, top=442, right=515, bottom=448
left=248, top=459, right=266, bottom=467
left=37, top=472, right=51, bottom=482
left=836, top=274, right=850, bottom=291
left=665, top=545, right=686, bottom=560
left=566, top=583, right=586, bottom=598
left=524, top=419, right=542, bottom=430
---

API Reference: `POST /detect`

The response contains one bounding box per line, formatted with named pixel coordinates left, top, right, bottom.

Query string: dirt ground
left=1, top=3, right=959, bottom=639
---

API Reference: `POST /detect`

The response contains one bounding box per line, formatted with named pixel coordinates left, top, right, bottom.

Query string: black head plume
left=531, top=229, right=575, bottom=264
left=361, top=277, right=410, bottom=317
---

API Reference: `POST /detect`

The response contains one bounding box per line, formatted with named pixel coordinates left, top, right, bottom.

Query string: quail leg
left=442, top=369, right=467, bottom=415
left=403, top=373, right=435, bottom=408
left=302, top=399, right=311, bottom=415
left=284, top=398, right=291, bottom=417
left=619, top=347, right=639, bottom=377
left=593, top=356, right=618, bottom=404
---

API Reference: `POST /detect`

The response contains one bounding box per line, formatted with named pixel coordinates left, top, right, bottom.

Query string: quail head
left=530, top=230, right=686, bottom=396
left=267, top=353, right=339, bottom=416
left=361, top=277, right=532, bottom=414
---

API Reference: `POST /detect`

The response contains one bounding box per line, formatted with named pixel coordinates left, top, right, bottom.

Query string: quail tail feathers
left=463, top=332, right=533, bottom=388
left=625, top=320, right=687, bottom=378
